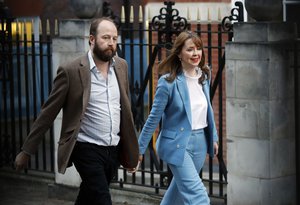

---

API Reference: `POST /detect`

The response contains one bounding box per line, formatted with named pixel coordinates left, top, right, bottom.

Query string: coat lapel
left=78, top=55, right=91, bottom=112
left=113, top=58, right=126, bottom=99
left=176, top=73, right=192, bottom=126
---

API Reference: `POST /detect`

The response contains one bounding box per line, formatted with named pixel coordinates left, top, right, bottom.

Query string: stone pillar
left=226, top=22, right=297, bottom=205
left=52, top=19, right=91, bottom=187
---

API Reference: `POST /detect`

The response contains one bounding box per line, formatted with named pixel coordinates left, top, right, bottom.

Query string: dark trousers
left=71, top=142, right=119, bottom=205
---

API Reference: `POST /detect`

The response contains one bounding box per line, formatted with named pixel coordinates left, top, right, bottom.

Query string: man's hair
left=89, top=17, right=117, bottom=36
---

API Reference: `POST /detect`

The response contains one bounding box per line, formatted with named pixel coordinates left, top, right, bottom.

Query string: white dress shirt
left=77, top=50, right=121, bottom=146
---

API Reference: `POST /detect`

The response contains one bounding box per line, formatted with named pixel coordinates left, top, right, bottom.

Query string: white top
left=184, top=68, right=208, bottom=130
left=77, top=50, right=121, bottom=146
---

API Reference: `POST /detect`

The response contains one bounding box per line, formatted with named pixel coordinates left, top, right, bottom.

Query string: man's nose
left=108, top=38, right=116, bottom=45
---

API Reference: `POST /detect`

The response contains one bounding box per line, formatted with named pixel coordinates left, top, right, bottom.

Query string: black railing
left=0, top=1, right=246, bottom=204
left=0, top=17, right=56, bottom=174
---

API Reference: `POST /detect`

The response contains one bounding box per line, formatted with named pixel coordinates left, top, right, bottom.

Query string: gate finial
left=221, top=1, right=244, bottom=31
left=151, top=1, right=188, bottom=46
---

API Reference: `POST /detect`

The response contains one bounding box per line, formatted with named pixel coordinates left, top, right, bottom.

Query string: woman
left=137, top=31, right=219, bottom=205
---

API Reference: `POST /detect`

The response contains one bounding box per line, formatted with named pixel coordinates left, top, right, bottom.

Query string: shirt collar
left=88, top=50, right=115, bottom=72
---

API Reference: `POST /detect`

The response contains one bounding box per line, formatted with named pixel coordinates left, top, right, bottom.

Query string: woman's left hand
left=213, top=142, right=219, bottom=156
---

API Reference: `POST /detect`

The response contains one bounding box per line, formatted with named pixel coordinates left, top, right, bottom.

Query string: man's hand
left=14, top=151, right=30, bottom=171
left=127, top=155, right=143, bottom=174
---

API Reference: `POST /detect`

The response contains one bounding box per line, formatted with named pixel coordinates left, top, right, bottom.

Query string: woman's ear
left=177, top=54, right=181, bottom=61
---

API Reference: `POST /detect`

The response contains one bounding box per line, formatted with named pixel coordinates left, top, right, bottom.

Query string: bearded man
left=15, top=17, right=139, bottom=205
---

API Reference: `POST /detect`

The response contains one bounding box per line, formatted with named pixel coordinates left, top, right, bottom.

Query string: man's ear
left=89, top=35, right=95, bottom=46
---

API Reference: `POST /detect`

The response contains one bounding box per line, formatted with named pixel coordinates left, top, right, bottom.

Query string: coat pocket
left=160, top=129, right=177, bottom=140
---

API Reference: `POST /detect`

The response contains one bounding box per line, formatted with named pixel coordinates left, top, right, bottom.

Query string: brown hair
left=158, top=31, right=210, bottom=84
left=89, top=17, right=117, bottom=45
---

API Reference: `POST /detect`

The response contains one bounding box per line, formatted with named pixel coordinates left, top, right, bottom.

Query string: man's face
left=91, top=20, right=118, bottom=62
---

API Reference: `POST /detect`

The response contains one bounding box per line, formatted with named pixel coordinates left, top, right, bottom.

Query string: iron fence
left=0, top=1, right=247, bottom=204
left=0, top=17, right=56, bottom=174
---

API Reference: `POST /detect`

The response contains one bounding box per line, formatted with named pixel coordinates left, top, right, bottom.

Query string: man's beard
left=93, top=43, right=116, bottom=62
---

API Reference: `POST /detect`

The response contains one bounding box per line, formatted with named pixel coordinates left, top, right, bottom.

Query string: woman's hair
left=158, top=31, right=210, bottom=84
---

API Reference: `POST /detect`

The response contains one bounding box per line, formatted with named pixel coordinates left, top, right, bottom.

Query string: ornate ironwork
left=103, top=1, right=121, bottom=28
left=151, top=1, right=188, bottom=46
left=221, top=1, right=244, bottom=32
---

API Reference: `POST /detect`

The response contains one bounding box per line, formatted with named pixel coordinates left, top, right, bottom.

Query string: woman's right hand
left=128, top=154, right=143, bottom=174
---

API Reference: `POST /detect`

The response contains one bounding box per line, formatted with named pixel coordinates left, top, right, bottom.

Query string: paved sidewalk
left=0, top=173, right=127, bottom=205
left=0, top=175, right=73, bottom=205
left=0, top=171, right=224, bottom=205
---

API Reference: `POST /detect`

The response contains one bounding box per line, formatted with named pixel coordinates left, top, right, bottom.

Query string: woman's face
left=178, top=38, right=202, bottom=71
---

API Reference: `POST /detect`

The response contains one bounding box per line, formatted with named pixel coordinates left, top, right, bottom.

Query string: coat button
left=180, top=127, right=184, bottom=131
left=177, top=144, right=180, bottom=148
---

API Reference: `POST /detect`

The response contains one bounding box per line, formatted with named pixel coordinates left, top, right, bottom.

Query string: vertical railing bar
left=139, top=10, right=144, bottom=132
left=217, top=23, right=224, bottom=197
left=31, top=23, right=40, bottom=170
left=46, top=24, right=54, bottom=172
left=129, top=19, right=134, bottom=100
left=39, top=21, right=47, bottom=171
left=120, top=24, right=126, bottom=59
left=16, top=23, right=23, bottom=150
left=207, top=23, right=213, bottom=196
left=22, top=21, right=31, bottom=171
left=1, top=19, right=9, bottom=166
left=23, top=23, right=30, bottom=135
left=39, top=34, right=45, bottom=105
left=294, top=40, right=299, bottom=205
left=207, top=23, right=212, bottom=66
left=31, top=25, right=37, bottom=120
left=7, top=19, right=16, bottom=164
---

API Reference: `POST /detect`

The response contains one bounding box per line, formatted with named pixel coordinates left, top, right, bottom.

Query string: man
left=15, top=17, right=139, bottom=205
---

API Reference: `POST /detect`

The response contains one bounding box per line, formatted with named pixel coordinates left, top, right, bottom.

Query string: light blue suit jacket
left=138, top=72, right=218, bottom=166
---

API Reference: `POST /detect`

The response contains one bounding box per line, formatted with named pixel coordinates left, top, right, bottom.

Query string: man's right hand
left=14, top=151, right=30, bottom=171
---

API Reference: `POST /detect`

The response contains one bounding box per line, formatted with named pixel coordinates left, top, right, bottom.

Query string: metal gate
left=0, top=1, right=245, bottom=204
left=110, top=1, right=244, bottom=203
left=0, top=9, right=57, bottom=175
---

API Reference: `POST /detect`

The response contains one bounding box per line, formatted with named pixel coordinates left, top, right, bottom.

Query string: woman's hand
left=213, top=142, right=219, bottom=156
left=127, top=155, right=143, bottom=174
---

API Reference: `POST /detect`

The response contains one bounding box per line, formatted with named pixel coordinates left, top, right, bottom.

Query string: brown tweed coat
left=21, top=54, right=139, bottom=174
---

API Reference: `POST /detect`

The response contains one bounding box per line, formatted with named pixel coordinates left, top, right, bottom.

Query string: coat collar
left=78, top=55, right=91, bottom=111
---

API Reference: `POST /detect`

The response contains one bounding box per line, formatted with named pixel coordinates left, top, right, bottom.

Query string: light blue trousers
left=160, top=129, right=210, bottom=205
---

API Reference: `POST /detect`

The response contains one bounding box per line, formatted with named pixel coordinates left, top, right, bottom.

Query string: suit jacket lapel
left=176, top=73, right=192, bottom=126
left=78, top=55, right=91, bottom=112
left=113, top=58, right=126, bottom=101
